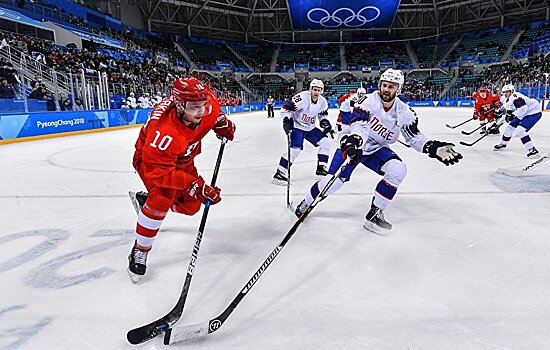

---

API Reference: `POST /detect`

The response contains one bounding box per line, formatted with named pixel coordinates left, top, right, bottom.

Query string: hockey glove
left=340, top=134, right=363, bottom=165
left=472, top=110, right=479, bottom=120
left=423, top=140, right=463, bottom=166
left=214, top=114, right=236, bottom=141
left=282, top=116, right=294, bottom=135
left=505, top=111, right=515, bottom=123
left=320, top=118, right=335, bottom=138
left=188, top=176, right=221, bottom=204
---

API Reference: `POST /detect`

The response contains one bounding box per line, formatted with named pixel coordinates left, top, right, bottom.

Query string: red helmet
left=349, top=88, right=357, bottom=93
left=478, top=87, right=488, bottom=93
left=172, top=77, right=209, bottom=104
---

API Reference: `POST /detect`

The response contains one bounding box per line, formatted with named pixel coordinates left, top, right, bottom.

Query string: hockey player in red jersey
left=336, top=88, right=356, bottom=132
left=473, top=87, right=501, bottom=134
left=127, top=77, right=236, bottom=283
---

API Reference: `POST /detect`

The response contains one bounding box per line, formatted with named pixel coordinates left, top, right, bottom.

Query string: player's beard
left=380, top=90, right=396, bottom=103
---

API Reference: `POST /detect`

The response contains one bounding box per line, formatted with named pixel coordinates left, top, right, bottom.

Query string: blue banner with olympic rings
left=288, top=0, right=401, bottom=29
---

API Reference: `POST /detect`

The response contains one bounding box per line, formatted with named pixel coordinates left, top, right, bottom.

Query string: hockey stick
left=459, top=132, right=489, bottom=147
left=496, top=154, right=549, bottom=177
left=286, top=132, right=291, bottom=208
left=163, top=158, right=352, bottom=345
left=398, top=140, right=411, bottom=148
left=445, top=117, right=473, bottom=129
left=461, top=108, right=500, bottom=135
left=461, top=124, right=484, bottom=135
left=126, top=139, right=228, bottom=345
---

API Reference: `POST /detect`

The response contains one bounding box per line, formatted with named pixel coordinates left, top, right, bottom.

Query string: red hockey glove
left=472, top=110, right=479, bottom=120
left=214, top=114, right=236, bottom=141
left=188, top=176, right=221, bottom=204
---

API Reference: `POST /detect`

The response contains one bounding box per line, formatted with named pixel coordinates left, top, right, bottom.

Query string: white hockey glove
left=423, top=140, right=463, bottom=166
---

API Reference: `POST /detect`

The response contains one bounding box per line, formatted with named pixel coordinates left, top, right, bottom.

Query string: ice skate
left=315, top=163, right=328, bottom=176
left=128, top=244, right=149, bottom=284
left=363, top=203, right=392, bottom=235
left=294, top=199, right=309, bottom=218
left=272, top=169, right=288, bottom=186
left=527, top=147, right=540, bottom=159
left=493, top=143, right=507, bottom=151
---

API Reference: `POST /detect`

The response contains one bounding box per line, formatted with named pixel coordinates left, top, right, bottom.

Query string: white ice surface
left=1, top=107, right=550, bottom=350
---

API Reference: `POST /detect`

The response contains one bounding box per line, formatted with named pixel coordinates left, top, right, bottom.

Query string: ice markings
left=24, top=229, right=133, bottom=289
left=0, top=305, right=52, bottom=350
left=0, top=229, right=69, bottom=273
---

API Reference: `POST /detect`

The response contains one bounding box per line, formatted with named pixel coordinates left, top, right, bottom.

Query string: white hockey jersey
left=501, top=91, right=542, bottom=119
left=339, top=93, right=361, bottom=112
left=343, top=91, right=429, bottom=155
left=280, top=90, right=329, bottom=131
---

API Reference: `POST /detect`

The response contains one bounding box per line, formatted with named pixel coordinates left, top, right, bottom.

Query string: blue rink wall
left=0, top=103, right=267, bottom=142
left=1, top=100, right=548, bottom=142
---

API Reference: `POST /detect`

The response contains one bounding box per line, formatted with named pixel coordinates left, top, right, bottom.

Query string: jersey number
left=150, top=130, right=173, bottom=151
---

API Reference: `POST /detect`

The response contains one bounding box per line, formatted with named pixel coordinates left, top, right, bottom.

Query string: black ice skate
left=128, top=244, right=149, bottom=284
left=487, top=125, right=500, bottom=135
left=493, top=143, right=507, bottom=151
left=316, top=163, right=328, bottom=176
left=294, top=199, right=309, bottom=218
left=363, top=203, right=392, bottom=235
left=129, top=191, right=148, bottom=214
left=527, top=147, right=540, bottom=159
left=272, top=169, right=288, bottom=186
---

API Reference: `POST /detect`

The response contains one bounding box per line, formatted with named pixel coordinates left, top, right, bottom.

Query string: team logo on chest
left=301, top=113, right=315, bottom=123
left=369, top=115, right=395, bottom=140
left=183, top=141, right=199, bottom=157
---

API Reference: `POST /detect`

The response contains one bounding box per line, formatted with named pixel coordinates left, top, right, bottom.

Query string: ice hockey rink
left=1, top=107, right=550, bottom=350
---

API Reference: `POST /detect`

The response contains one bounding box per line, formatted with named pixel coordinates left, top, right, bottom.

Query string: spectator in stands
left=61, top=98, right=73, bottom=111
left=121, top=99, right=130, bottom=109
left=29, top=86, right=47, bottom=99
left=127, top=92, right=137, bottom=108
left=0, top=77, right=15, bottom=99
left=46, top=93, right=57, bottom=111
left=74, top=98, right=85, bottom=111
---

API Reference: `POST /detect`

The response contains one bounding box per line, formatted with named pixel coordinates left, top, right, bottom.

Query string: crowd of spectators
left=476, top=54, right=550, bottom=91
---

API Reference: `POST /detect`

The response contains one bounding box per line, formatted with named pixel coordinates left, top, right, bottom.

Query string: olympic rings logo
left=307, top=7, right=381, bottom=28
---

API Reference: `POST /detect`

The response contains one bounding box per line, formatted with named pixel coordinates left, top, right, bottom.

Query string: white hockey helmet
left=357, top=87, right=367, bottom=96
left=379, top=68, right=405, bottom=94
left=501, top=84, right=515, bottom=93
left=309, top=79, right=324, bottom=93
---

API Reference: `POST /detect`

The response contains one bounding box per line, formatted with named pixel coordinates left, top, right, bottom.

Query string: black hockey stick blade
left=459, top=133, right=489, bottom=147
left=127, top=315, right=175, bottom=344
left=461, top=124, right=483, bottom=135
left=445, top=117, right=473, bottom=129
left=163, top=159, right=352, bottom=345
left=127, top=139, right=227, bottom=345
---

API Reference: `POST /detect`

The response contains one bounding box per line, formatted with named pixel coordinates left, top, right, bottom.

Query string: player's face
left=358, top=92, right=366, bottom=98
left=310, top=87, right=322, bottom=100
left=380, top=81, right=398, bottom=102
left=480, top=92, right=487, bottom=98
left=503, top=90, right=512, bottom=98
left=182, top=101, right=207, bottom=124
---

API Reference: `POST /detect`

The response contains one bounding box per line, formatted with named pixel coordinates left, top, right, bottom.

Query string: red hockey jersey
left=133, top=89, right=221, bottom=190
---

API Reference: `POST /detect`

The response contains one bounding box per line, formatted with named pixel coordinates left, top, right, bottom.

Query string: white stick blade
left=164, top=321, right=209, bottom=344
left=496, top=154, right=549, bottom=177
